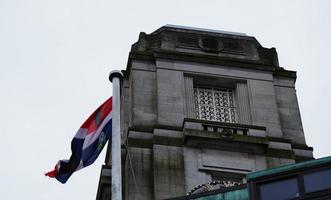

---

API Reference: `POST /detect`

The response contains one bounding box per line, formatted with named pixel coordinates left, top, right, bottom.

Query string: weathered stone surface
left=156, top=68, right=186, bottom=127
left=274, top=77, right=306, bottom=144
left=183, top=147, right=212, bottom=191
left=125, top=147, right=154, bottom=200
left=248, top=79, right=283, bottom=137
left=266, top=157, right=295, bottom=168
left=131, top=67, right=157, bottom=128
left=153, top=145, right=186, bottom=200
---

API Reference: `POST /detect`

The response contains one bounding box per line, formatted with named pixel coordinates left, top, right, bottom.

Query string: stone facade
left=96, top=25, right=314, bottom=200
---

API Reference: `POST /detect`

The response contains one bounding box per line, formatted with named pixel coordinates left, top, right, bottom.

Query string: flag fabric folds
left=45, top=97, right=112, bottom=183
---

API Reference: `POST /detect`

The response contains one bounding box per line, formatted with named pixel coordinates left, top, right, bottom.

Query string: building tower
left=96, top=25, right=314, bottom=200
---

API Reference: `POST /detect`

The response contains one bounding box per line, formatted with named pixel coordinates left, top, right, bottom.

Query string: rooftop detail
left=129, top=25, right=284, bottom=71
left=161, top=24, right=249, bottom=37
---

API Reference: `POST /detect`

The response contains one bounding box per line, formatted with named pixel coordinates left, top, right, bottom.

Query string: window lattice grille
left=194, top=88, right=236, bottom=123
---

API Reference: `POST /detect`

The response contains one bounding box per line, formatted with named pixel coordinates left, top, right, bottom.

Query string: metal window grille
left=194, top=88, right=236, bottom=123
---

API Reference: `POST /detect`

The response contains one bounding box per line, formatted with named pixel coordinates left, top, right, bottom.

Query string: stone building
left=96, top=25, right=314, bottom=200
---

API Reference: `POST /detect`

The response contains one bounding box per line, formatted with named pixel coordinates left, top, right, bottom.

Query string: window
left=303, top=168, right=331, bottom=193
left=194, top=87, right=236, bottom=123
left=258, top=178, right=299, bottom=200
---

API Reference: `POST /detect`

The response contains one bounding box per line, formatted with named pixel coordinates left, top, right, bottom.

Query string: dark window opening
left=304, top=168, right=331, bottom=193
left=202, top=38, right=219, bottom=49
left=258, top=178, right=299, bottom=200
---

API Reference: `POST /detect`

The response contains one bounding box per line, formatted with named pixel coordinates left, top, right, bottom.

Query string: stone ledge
left=183, top=118, right=266, bottom=131
left=266, top=148, right=295, bottom=160
left=154, top=128, right=183, bottom=147
left=127, top=131, right=153, bottom=148
left=293, top=148, right=314, bottom=158
left=292, top=143, right=314, bottom=151
left=183, top=129, right=298, bottom=160
left=184, top=129, right=268, bottom=144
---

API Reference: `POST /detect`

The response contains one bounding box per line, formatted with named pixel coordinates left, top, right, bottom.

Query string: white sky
left=1, top=0, right=330, bottom=199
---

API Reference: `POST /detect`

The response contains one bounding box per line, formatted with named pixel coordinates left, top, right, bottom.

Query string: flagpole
left=109, top=70, right=123, bottom=200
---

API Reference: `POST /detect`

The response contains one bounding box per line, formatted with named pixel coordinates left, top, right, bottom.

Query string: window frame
left=184, top=74, right=252, bottom=125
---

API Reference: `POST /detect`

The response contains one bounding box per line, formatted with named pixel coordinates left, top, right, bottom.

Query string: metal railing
left=202, top=124, right=248, bottom=136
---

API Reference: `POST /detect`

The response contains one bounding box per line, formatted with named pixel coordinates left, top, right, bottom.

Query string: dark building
left=96, top=25, right=314, bottom=200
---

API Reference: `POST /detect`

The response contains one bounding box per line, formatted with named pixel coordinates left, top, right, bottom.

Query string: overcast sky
left=1, top=0, right=331, bottom=199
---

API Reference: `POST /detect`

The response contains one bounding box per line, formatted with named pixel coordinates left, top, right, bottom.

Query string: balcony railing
left=183, top=118, right=266, bottom=138
left=202, top=123, right=248, bottom=136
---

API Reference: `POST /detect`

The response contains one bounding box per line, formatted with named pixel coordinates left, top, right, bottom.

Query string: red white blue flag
left=45, top=97, right=112, bottom=183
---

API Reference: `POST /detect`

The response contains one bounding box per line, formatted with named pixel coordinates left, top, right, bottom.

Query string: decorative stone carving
left=187, top=180, right=242, bottom=195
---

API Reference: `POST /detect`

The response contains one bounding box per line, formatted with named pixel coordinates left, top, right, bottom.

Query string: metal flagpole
left=109, top=70, right=123, bottom=200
